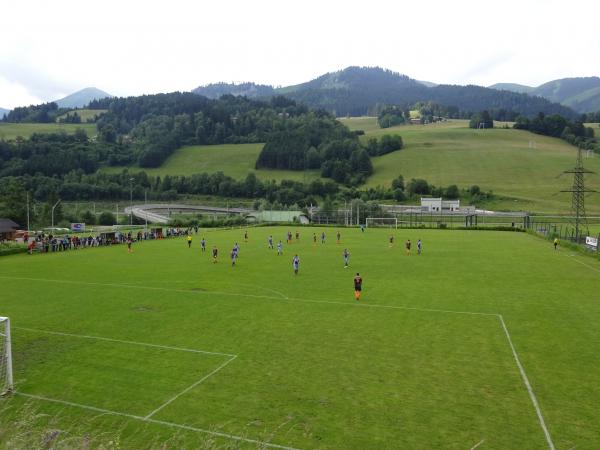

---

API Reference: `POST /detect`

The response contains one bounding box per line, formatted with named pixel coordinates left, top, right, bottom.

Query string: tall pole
left=144, top=189, right=148, bottom=231
left=26, top=192, right=30, bottom=232
left=51, top=199, right=61, bottom=229
left=129, top=178, right=134, bottom=226
left=116, top=204, right=119, bottom=225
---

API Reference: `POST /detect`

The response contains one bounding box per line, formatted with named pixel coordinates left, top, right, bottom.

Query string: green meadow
left=1, top=226, right=600, bottom=449
left=0, top=122, right=97, bottom=140
left=55, top=109, right=107, bottom=122
left=103, top=143, right=320, bottom=182
left=342, top=118, right=600, bottom=213
left=101, top=118, right=600, bottom=213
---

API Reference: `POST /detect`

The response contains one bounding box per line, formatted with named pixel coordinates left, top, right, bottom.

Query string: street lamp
left=51, top=199, right=61, bottom=229
left=129, top=178, right=134, bottom=226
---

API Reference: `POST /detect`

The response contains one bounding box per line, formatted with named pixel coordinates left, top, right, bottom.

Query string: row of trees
left=513, top=113, right=598, bottom=151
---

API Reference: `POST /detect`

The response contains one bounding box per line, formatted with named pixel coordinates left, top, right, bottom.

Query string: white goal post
left=365, top=217, right=398, bottom=229
left=0, top=317, right=13, bottom=395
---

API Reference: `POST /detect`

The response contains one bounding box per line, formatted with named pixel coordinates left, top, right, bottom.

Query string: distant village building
left=420, top=198, right=461, bottom=212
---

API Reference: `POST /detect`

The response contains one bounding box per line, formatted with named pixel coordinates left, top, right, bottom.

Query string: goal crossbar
left=0, top=316, right=13, bottom=395
left=365, top=217, right=398, bottom=229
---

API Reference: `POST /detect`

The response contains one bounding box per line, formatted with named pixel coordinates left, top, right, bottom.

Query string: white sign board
left=585, top=236, right=598, bottom=249
left=71, top=223, right=85, bottom=232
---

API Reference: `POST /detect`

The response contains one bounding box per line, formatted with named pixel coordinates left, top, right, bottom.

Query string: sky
left=1, top=0, right=599, bottom=109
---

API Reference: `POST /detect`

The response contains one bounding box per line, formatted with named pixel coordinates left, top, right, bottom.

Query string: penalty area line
left=14, top=326, right=236, bottom=358
left=15, top=392, right=301, bottom=450
left=144, top=354, right=237, bottom=419
left=0, top=275, right=496, bottom=317
left=498, top=315, right=555, bottom=450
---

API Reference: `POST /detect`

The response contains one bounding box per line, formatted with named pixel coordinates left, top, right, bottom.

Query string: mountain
left=488, top=83, right=534, bottom=94
left=489, top=77, right=600, bottom=113
left=193, top=82, right=274, bottom=99
left=0, top=107, right=10, bottom=118
left=193, top=66, right=576, bottom=118
left=54, top=87, right=113, bottom=109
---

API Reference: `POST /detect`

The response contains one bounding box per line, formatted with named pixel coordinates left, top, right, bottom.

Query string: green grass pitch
left=1, top=227, right=600, bottom=449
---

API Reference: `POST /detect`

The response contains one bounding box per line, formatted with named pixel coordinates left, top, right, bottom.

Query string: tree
left=98, top=211, right=116, bottom=225
left=445, top=184, right=459, bottom=199
left=0, top=179, right=28, bottom=226
left=406, top=178, right=430, bottom=196
left=391, top=175, right=405, bottom=190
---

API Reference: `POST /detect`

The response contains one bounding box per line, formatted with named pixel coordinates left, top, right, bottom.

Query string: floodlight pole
left=144, top=189, right=148, bottom=231
left=26, top=192, right=30, bottom=232
left=51, top=199, right=61, bottom=229
left=129, top=178, right=134, bottom=226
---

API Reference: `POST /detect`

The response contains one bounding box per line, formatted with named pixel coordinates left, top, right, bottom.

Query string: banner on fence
left=70, top=223, right=85, bottom=232
left=585, top=236, right=598, bottom=250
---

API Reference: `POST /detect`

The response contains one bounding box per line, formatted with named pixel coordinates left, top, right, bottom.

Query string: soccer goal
left=0, top=317, right=13, bottom=395
left=365, top=217, right=398, bottom=229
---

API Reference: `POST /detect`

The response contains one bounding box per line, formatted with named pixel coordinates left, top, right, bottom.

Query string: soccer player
left=313, top=233, right=317, bottom=245
left=295, top=230, right=300, bottom=241
left=268, top=235, right=274, bottom=249
left=187, top=234, right=192, bottom=248
left=343, top=248, right=350, bottom=268
left=337, top=231, right=341, bottom=244
left=231, top=248, right=238, bottom=266
left=201, top=237, right=206, bottom=252
left=321, top=231, right=326, bottom=244
left=212, top=246, right=218, bottom=263
left=417, top=239, right=422, bottom=255
left=292, top=254, right=300, bottom=275
left=277, top=240, right=283, bottom=256
left=389, top=235, right=394, bottom=248
left=127, top=237, right=133, bottom=253
left=405, top=239, right=411, bottom=256
left=244, top=230, right=248, bottom=242
left=234, top=242, right=240, bottom=253
left=553, top=237, right=559, bottom=250
left=360, top=224, right=365, bottom=233
left=354, top=272, right=363, bottom=301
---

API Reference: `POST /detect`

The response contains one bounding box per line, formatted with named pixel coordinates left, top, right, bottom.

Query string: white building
left=420, top=198, right=460, bottom=212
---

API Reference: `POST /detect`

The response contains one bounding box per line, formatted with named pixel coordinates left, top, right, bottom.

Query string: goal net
left=0, top=317, right=13, bottom=395
left=365, top=217, right=398, bottom=229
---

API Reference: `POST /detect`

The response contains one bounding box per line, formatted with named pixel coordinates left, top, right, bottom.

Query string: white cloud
left=1, top=0, right=599, bottom=108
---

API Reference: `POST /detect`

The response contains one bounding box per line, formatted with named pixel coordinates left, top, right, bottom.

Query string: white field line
left=0, top=275, right=496, bottom=317
left=14, top=327, right=236, bottom=358
left=4, top=275, right=554, bottom=448
left=470, top=439, right=485, bottom=449
left=566, top=254, right=600, bottom=274
left=144, top=355, right=237, bottom=419
left=16, top=392, right=300, bottom=450
left=498, top=315, right=555, bottom=450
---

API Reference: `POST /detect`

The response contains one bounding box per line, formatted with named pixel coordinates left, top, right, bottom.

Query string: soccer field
left=1, top=227, right=600, bottom=449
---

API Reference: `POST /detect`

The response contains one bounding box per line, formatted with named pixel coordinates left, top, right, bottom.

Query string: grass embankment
left=1, top=227, right=600, bottom=449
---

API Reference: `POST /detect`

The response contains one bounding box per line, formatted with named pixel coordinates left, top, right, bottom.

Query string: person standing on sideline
left=354, top=273, right=363, bottom=301
left=343, top=249, right=350, bottom=268
left=554, top=237, right=559, bottom=250
left=292, top=254, right=300, bottom=275
left=187, top=234, right=192, bottom=248
left=417, top=239, right=422, bottom=255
